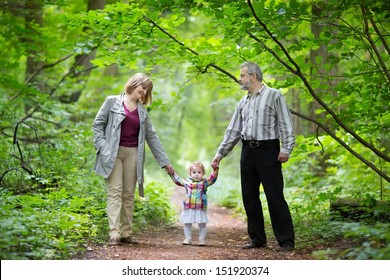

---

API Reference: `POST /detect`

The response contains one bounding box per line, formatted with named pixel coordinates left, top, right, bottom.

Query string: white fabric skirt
left=180, top=209, right=209, bottom=224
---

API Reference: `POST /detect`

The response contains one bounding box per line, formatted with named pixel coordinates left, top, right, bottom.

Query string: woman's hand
left=164, top=164, right=175, bottom=175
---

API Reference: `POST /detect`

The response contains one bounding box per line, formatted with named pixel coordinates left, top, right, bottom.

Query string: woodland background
left=0, top=0, right=389, bottom=260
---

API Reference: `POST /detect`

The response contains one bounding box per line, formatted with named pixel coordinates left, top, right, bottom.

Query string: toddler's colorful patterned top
left=170, top=169, right=218, bottom=210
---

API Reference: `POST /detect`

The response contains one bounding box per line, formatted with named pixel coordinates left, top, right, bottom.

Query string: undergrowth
left=0, top=179, right=175, bottom=260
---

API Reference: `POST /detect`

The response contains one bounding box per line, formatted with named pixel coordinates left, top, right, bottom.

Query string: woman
left=92, top=73, right=174, bottom=246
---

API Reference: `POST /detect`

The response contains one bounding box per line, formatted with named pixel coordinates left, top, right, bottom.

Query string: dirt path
left=75, top=187, right=313, bottom=260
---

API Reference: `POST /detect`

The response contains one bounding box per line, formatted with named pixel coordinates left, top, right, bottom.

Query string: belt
left=242, top=139, right=278, bottom=148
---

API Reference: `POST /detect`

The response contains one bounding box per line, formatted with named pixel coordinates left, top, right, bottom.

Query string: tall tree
left=61, top=0, right=107, bottom=103
left=24, top=0, right=44, bottom=100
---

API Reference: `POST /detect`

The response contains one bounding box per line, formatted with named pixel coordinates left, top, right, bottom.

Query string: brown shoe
left=108, top=238, right=120, bottom=246
left=120, top=237, right=139, bottom=245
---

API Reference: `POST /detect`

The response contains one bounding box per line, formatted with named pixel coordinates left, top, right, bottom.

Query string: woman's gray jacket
left=92, top=93, right=170, bottom=197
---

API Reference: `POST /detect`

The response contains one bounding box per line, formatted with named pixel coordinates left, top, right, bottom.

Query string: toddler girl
left=170, top=161, right=219, bottom=246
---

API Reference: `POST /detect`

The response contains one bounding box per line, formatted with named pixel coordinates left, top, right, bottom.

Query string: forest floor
left=74, top=188, right=343, bottom=260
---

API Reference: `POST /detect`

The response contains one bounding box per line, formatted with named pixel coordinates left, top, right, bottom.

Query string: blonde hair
left=188, top=161, right=205, bottom=175
left=124, top=73, right=153, bottom=105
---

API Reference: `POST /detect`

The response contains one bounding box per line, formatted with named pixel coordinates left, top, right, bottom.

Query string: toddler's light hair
left=188, top=161, right=205, bottom=174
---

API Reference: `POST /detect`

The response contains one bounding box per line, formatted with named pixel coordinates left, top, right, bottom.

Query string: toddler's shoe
left=183, top=239, right=192, bottom=245
left=198, top=240, right=206, bottom=246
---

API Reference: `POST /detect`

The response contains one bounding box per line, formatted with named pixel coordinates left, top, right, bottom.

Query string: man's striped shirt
left=217, top=85, right=295, bottom=157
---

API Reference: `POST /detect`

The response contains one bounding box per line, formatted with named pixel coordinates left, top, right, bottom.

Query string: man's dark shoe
left=242, top=241, right=266, bottom=249
left=120, top=237, right=139, bottom=245
left=278, top=244, right=294, bottom=252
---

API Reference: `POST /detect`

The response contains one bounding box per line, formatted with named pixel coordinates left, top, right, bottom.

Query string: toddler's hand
left=211, top=156, right=221, bottom=169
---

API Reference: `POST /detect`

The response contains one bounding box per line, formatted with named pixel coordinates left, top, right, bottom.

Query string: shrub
left=0, top=179, right=175, bottom=259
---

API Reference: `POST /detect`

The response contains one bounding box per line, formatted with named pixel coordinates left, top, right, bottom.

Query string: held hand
left=277, top=152, right=289, bottom=163
left=211, top=156, right=221, bottom=169
left=164, top=164, right=175, bottom=176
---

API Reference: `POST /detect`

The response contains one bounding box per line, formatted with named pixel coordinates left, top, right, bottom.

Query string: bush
left=133, top=181, right=176, bottom=229
left=0, top=179, right=175, bottom=259
left=341, top=222, right=390, bottom=260
left=0, top=188, right=104, bottom=259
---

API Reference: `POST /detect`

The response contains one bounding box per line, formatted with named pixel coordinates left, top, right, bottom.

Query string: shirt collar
left=246, top=85, right=265, bottom=98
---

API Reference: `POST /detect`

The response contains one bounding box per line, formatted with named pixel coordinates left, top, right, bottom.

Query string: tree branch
left=143, top=15, right=199, bottom=56
left=369, top=16, right=390, bottom=55
left=143, top=15, right=239, bottom=82
left=361, top=5, right=390, bottom=84
left=143, top=8, right=389, bottom=182
left=17, top=62, right=97, bottom=123
left=247, top=0, right=390, bottom=164
left=8, top=54, right=73, bottom=101
left=290, top=109, right=390, bottom=182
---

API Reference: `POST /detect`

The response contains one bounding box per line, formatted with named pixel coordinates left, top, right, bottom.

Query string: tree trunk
left=62, top=0, right=106, bottom=103
left=309, top=1, right=339, bottom=135
left=24, top=0, right=44, bottom=112
left=330, top=198, right=390, bottom=222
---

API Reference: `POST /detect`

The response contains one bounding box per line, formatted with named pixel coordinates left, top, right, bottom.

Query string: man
left=211, top=61, right=295, bottom=251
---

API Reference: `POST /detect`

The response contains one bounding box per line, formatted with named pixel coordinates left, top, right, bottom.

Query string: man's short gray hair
left=240, top=61, right=263, bottom=81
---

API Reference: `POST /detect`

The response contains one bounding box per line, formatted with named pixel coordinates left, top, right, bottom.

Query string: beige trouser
left=105, top=146, right=137, bottom=239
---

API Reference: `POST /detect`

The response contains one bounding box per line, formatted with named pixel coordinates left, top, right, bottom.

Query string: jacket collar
left=110, top=93, right=125, bottom=114
left=111, top=93, right=148, bottom=117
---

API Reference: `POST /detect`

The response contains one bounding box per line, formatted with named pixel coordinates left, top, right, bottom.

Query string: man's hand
left=211, top=155, right=222, bottom=169
left=277, top=152, right=289, bottom=163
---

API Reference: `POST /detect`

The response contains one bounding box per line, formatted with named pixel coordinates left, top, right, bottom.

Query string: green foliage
left=208, top=174, right=244, bottom=217
left=0, top=188, right=104, bottom=259
left=0, top=108, right=175, bottom=259
left=287, top=134, right=389, bottom=200
left=0, top=179, right=175, bottom=260
left=285, top=134, right=389, bottom=258
left=341, top=223, right=390, bottom=260
left=133, top=181, right=176, bottom=229
left=313, top=222, right=390, bottom=260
